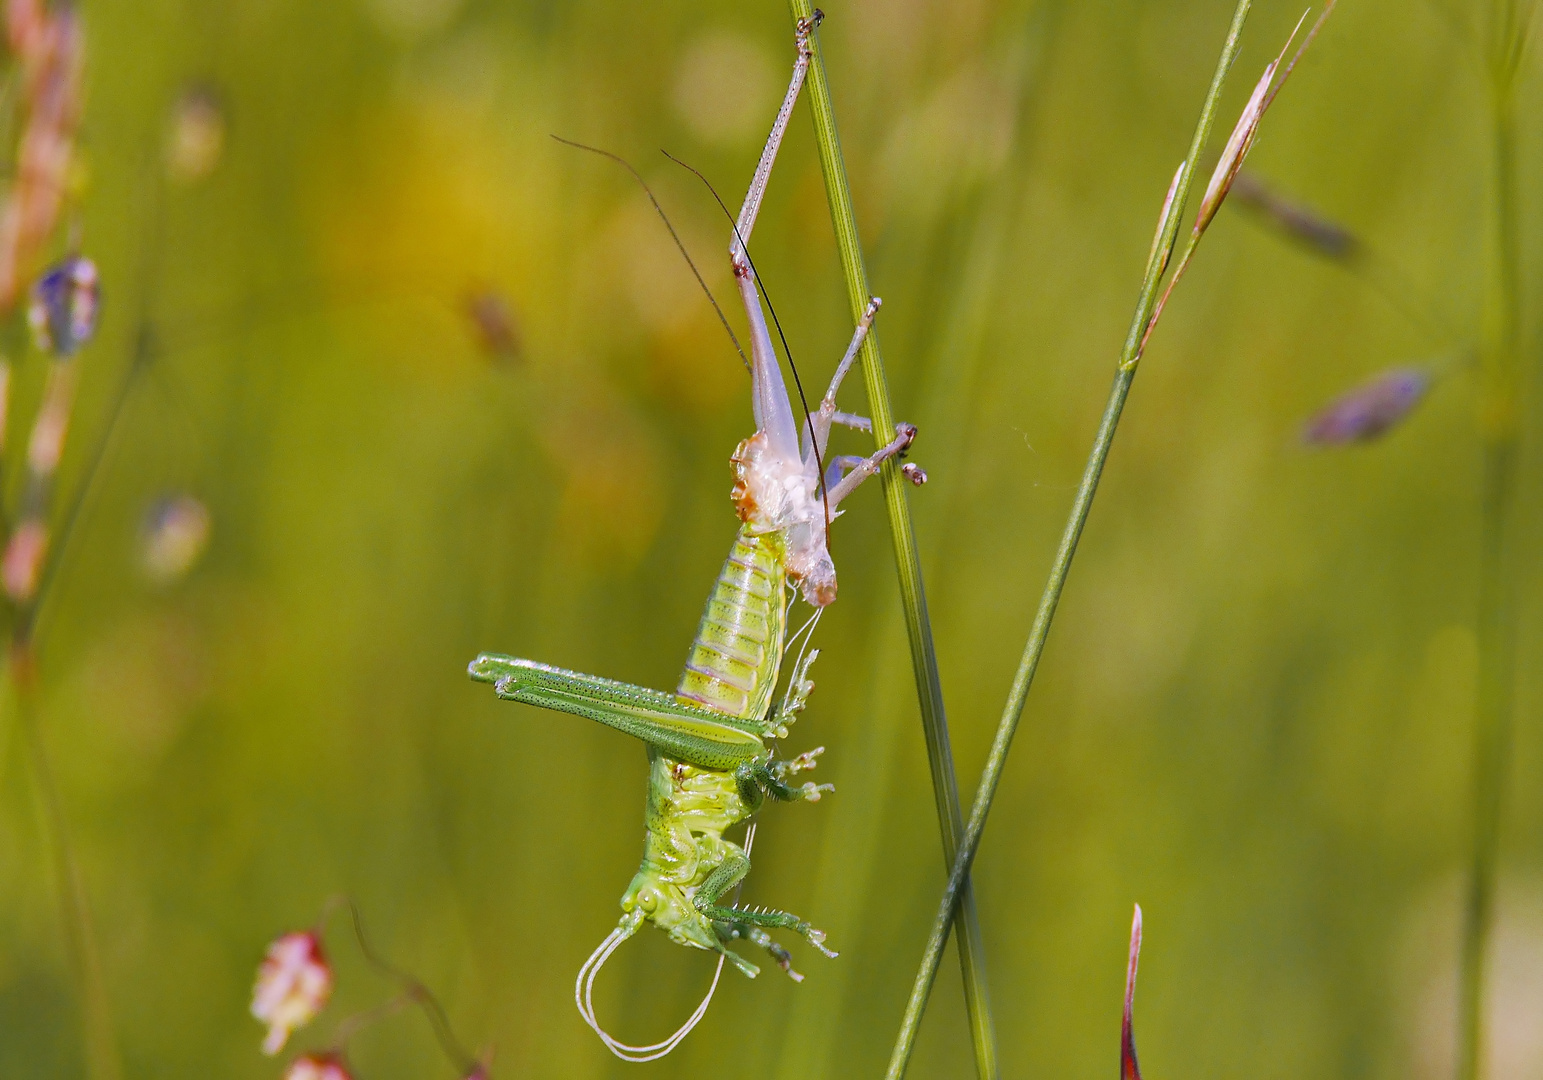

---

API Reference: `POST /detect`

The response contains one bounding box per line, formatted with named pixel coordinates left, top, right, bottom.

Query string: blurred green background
left=0, top=0, right=1538, bottom=1076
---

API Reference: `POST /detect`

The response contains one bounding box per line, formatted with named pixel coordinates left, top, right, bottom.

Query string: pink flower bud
left=2, top=518, right=47, bottom=601
left=252, top=932, right=334, bottom=1056
left=283, top=1054, right=353, bottom=1080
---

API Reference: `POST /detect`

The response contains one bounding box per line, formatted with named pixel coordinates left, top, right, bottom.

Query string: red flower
left=283, top=1053, right=353, bottom=1080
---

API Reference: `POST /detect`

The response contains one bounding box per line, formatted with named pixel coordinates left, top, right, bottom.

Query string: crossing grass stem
left=877, top=0, right=1255, bottom=1074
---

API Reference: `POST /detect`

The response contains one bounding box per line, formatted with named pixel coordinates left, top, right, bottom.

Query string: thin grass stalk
left=883, top=2, right=1254, bottom=1074
left=784, top=3, right=998, bottom=1076
left=10, top=652, right=121, bottom=1080
left=1457, top=2, right=1529, bottom=1077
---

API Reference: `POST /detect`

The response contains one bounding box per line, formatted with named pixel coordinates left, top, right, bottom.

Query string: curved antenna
left=662, top=150, right=834, bottom=550
left=551, top=135, right=749, bottom=373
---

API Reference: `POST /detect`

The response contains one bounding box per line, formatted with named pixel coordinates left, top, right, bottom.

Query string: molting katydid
left=470, top=13, right=921, bottom=1059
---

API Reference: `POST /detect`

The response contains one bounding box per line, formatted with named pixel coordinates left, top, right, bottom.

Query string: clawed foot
left=804, top=925, right=839, bottom=959
left=773, top=747, right=835, bottom=800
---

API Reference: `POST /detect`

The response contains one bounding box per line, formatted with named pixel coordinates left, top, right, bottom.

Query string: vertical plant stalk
left=0, top=301, right=150, bottom=1080
left=10, top=649, right=121, bottom=1080
left=1458, top=2, right=1528, bottom=1078
left=883, top=1, right=1254, bottom=1075
left=785, top=4, right=999, bottom=1077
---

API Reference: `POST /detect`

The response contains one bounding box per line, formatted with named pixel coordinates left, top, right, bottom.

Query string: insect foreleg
left=771, top=746, right=826, bottom=781
left=738, top=926, right=802, bottom=981
left=693, top=848, right=837, bottom=959
left=734, top=758, right=833, bottom=808
left=803, top=297, right=882, bottom=467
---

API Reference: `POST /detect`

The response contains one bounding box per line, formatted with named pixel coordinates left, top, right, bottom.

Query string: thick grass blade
left=785, top=3, right=999, bottom=1077
left=1456, top=3, right=1530, bottom=1078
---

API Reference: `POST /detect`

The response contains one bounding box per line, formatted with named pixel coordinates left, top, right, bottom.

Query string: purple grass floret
left=28, top=255, right=98, bottom=357
left=1231, top=171, right=1358, bottom=260
left=1303, top=366, right=1430, bottom=445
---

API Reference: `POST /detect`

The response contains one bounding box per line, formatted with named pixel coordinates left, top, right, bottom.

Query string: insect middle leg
left=826, top=423, right=919, bottom=507
left=734, top=753, right=833, bottom=809
left=802, top=296, right=884, bottom=462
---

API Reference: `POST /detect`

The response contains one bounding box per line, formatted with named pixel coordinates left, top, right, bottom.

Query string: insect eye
left=638, top=890, right=659, bottom=913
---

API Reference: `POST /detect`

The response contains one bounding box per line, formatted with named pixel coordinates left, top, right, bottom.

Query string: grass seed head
left=1195, top=4, right=1336, bottom=240
left=2, top=518, right=46, bottom=601
left=28, top=255, right=98, bottom=356
left=1230, top=170, right=1357, bottom=259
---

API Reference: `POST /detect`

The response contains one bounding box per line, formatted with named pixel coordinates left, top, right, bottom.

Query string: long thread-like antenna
left=551, top=135, right=749, bottom=372
left=662, top=150, right=833, bottom=558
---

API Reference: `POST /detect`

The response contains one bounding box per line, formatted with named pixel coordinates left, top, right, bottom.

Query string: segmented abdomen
left=676, top=527, right=787, bottom=725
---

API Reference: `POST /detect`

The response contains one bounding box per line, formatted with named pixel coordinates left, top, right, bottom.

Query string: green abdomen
left=676, top=527, right=787, bottom=724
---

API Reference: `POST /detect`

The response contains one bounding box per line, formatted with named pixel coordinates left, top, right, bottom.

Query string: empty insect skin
left=470, top=18, right=916, bottom=1003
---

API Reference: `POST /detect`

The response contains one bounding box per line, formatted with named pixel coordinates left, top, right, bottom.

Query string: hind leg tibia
left=693, top=851, right=837, bottom=959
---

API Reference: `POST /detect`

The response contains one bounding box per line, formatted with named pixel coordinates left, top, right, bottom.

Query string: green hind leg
left=694, top=849, right=837, bottom=970
left=719, top=923, right=805, bottom=981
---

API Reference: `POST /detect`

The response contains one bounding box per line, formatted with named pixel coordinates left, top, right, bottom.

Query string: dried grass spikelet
left=1135, top=2, right=1337, bottom=364
left=166, top=84, right=225, bottom=183
left=141, top=494, right=212, bottom=583
left=1194, top=3, right=1336, bottom=240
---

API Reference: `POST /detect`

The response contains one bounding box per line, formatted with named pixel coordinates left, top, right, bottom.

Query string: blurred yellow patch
left=534, top=392, right=665, bottom=570
left=673, top=31, right=778, bottom=148
left=305, top=97, right=526, bottom=363
left=56, top=610, right=211, bottom=786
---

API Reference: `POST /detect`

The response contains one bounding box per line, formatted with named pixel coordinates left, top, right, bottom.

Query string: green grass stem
left=882, top=1, right=1254, bottom=1074
left=1457, top=3, right=1529, bottom=1078
left=785, top=4, right=999, bottom=1077
left=11, top=656, right=121, bottom=1080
